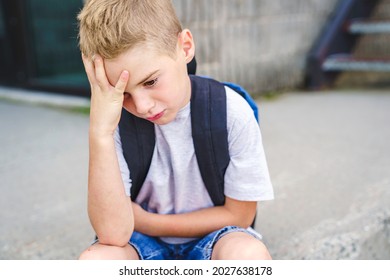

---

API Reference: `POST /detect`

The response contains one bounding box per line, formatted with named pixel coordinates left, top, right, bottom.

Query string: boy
left=77, top=0, right=274, bottom=260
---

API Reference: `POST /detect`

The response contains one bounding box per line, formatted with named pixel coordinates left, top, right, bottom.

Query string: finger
left=114, top=70, right=129, bottom=94
left=93, top=55, right=110, bottom=89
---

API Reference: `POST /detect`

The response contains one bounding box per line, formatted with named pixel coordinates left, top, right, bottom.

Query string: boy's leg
left=79, top=242, right=139, bottom=260
left=211, top=232, right=272, bottom=260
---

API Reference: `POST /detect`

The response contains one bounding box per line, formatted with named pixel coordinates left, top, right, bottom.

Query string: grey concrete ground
left=257, top=90, right=390, bottom=259
left=0, top=88, right=93, bottom=260
left=0, top=86, right=389, bottom=259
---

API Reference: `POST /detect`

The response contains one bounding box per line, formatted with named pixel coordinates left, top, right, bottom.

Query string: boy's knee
left=79, top=247, right=102, bottom=260
left=212, top=232, right=272, bottom=260
left=79, top=243, right=139, bottom=260
left=239, top=242, right=272, bottom=260
left=79, top=244, right=110, bottom=260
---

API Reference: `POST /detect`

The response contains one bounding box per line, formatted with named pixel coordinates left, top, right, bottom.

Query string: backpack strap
left=118, top=108, right=155, bottom=200
left=190, top=75, right=230, bottom=206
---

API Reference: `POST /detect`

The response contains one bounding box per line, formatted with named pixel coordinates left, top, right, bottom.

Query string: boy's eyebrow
left=136, top=70, right=159, bottom=86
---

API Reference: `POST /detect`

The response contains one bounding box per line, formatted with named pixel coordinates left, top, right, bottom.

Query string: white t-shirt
left=114, top=86, right=274, bottom=244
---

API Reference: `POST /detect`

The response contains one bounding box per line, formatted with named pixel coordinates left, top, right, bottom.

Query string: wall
left=173, top=0, right=339, bottom=94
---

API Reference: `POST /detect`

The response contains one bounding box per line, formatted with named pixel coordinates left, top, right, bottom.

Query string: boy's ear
left=178, top=29, right=195, bottom=63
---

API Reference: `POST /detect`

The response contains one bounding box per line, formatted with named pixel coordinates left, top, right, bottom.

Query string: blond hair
left=77, top=0, right=182, bottom=59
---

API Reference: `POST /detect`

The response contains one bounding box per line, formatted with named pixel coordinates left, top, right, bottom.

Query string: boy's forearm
left=135, top=201, right=256, bottom=238
left=88, top=133, right=134, bottom=246
left=152, top=207, right=232, bottom=237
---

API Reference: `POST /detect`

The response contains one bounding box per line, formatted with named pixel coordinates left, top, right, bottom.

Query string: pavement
left=0, top=86, right=389, bottom=260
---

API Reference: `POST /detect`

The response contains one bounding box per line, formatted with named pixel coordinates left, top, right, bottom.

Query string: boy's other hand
left=82, top=53, right=129, bottom=138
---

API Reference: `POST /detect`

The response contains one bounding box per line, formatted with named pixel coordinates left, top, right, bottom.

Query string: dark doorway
left=0, top=0, right=89, bottom=96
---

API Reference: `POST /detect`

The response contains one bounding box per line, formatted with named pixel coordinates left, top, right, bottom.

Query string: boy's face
left=104, top=42, right=192, bottom=125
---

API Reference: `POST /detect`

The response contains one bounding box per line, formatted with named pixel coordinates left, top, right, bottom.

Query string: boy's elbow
left=235, top=219, right=253, bottom=229
left=236, top=212, right=256, bottom=229
left=98, top=226, right=134, bottom=247
left=224, top=198, right=257, bottom=228
left=99, top=234, right=131, bottom=247
left=242, top=218, right=255, bottom=229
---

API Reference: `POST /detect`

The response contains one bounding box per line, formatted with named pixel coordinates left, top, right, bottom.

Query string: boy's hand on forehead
left=82, top=53, right=129, bottom=138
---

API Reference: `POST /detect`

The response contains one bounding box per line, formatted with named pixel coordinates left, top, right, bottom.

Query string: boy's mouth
left=147, top=111, right=165, bottom=121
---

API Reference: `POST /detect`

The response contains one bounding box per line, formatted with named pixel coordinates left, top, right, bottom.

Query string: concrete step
left=348, top=19, right=390, bottom=34
left=323, top=54, right=390, bottom=72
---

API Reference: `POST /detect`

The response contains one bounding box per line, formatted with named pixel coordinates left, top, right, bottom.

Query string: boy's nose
left=133, top=95, right=155, bottom=115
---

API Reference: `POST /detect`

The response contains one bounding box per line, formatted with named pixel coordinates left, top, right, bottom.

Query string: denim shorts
left=128, top=226, right=262, bottom=260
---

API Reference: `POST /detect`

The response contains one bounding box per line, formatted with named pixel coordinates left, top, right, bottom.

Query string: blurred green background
left=0, top=0, right=88, bottom=95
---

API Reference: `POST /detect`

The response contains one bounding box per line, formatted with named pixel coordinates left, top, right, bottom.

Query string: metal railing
left=305, top=0, right=381, bottom=89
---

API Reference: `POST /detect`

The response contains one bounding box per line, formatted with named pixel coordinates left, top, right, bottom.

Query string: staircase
left=306, top=0, right=390, bottom=89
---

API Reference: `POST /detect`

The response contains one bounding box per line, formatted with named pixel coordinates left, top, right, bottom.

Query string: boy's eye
left=143, top=78, right=158, bottom=87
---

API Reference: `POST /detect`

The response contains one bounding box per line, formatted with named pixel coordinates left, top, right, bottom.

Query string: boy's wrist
left=89, top=126, right=116, bottom=139
left=89, top=131, right=116, bottom=148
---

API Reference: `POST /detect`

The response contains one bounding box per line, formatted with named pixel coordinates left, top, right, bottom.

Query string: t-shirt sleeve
left=224, top=86, right=274, bottom=201
left=114, top=127, right=132, bottom=197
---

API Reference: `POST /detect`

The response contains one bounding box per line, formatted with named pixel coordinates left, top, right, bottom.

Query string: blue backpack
left=222, top=81, right=259, bottom=123
left=118, top=75, right=259, bottom=223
